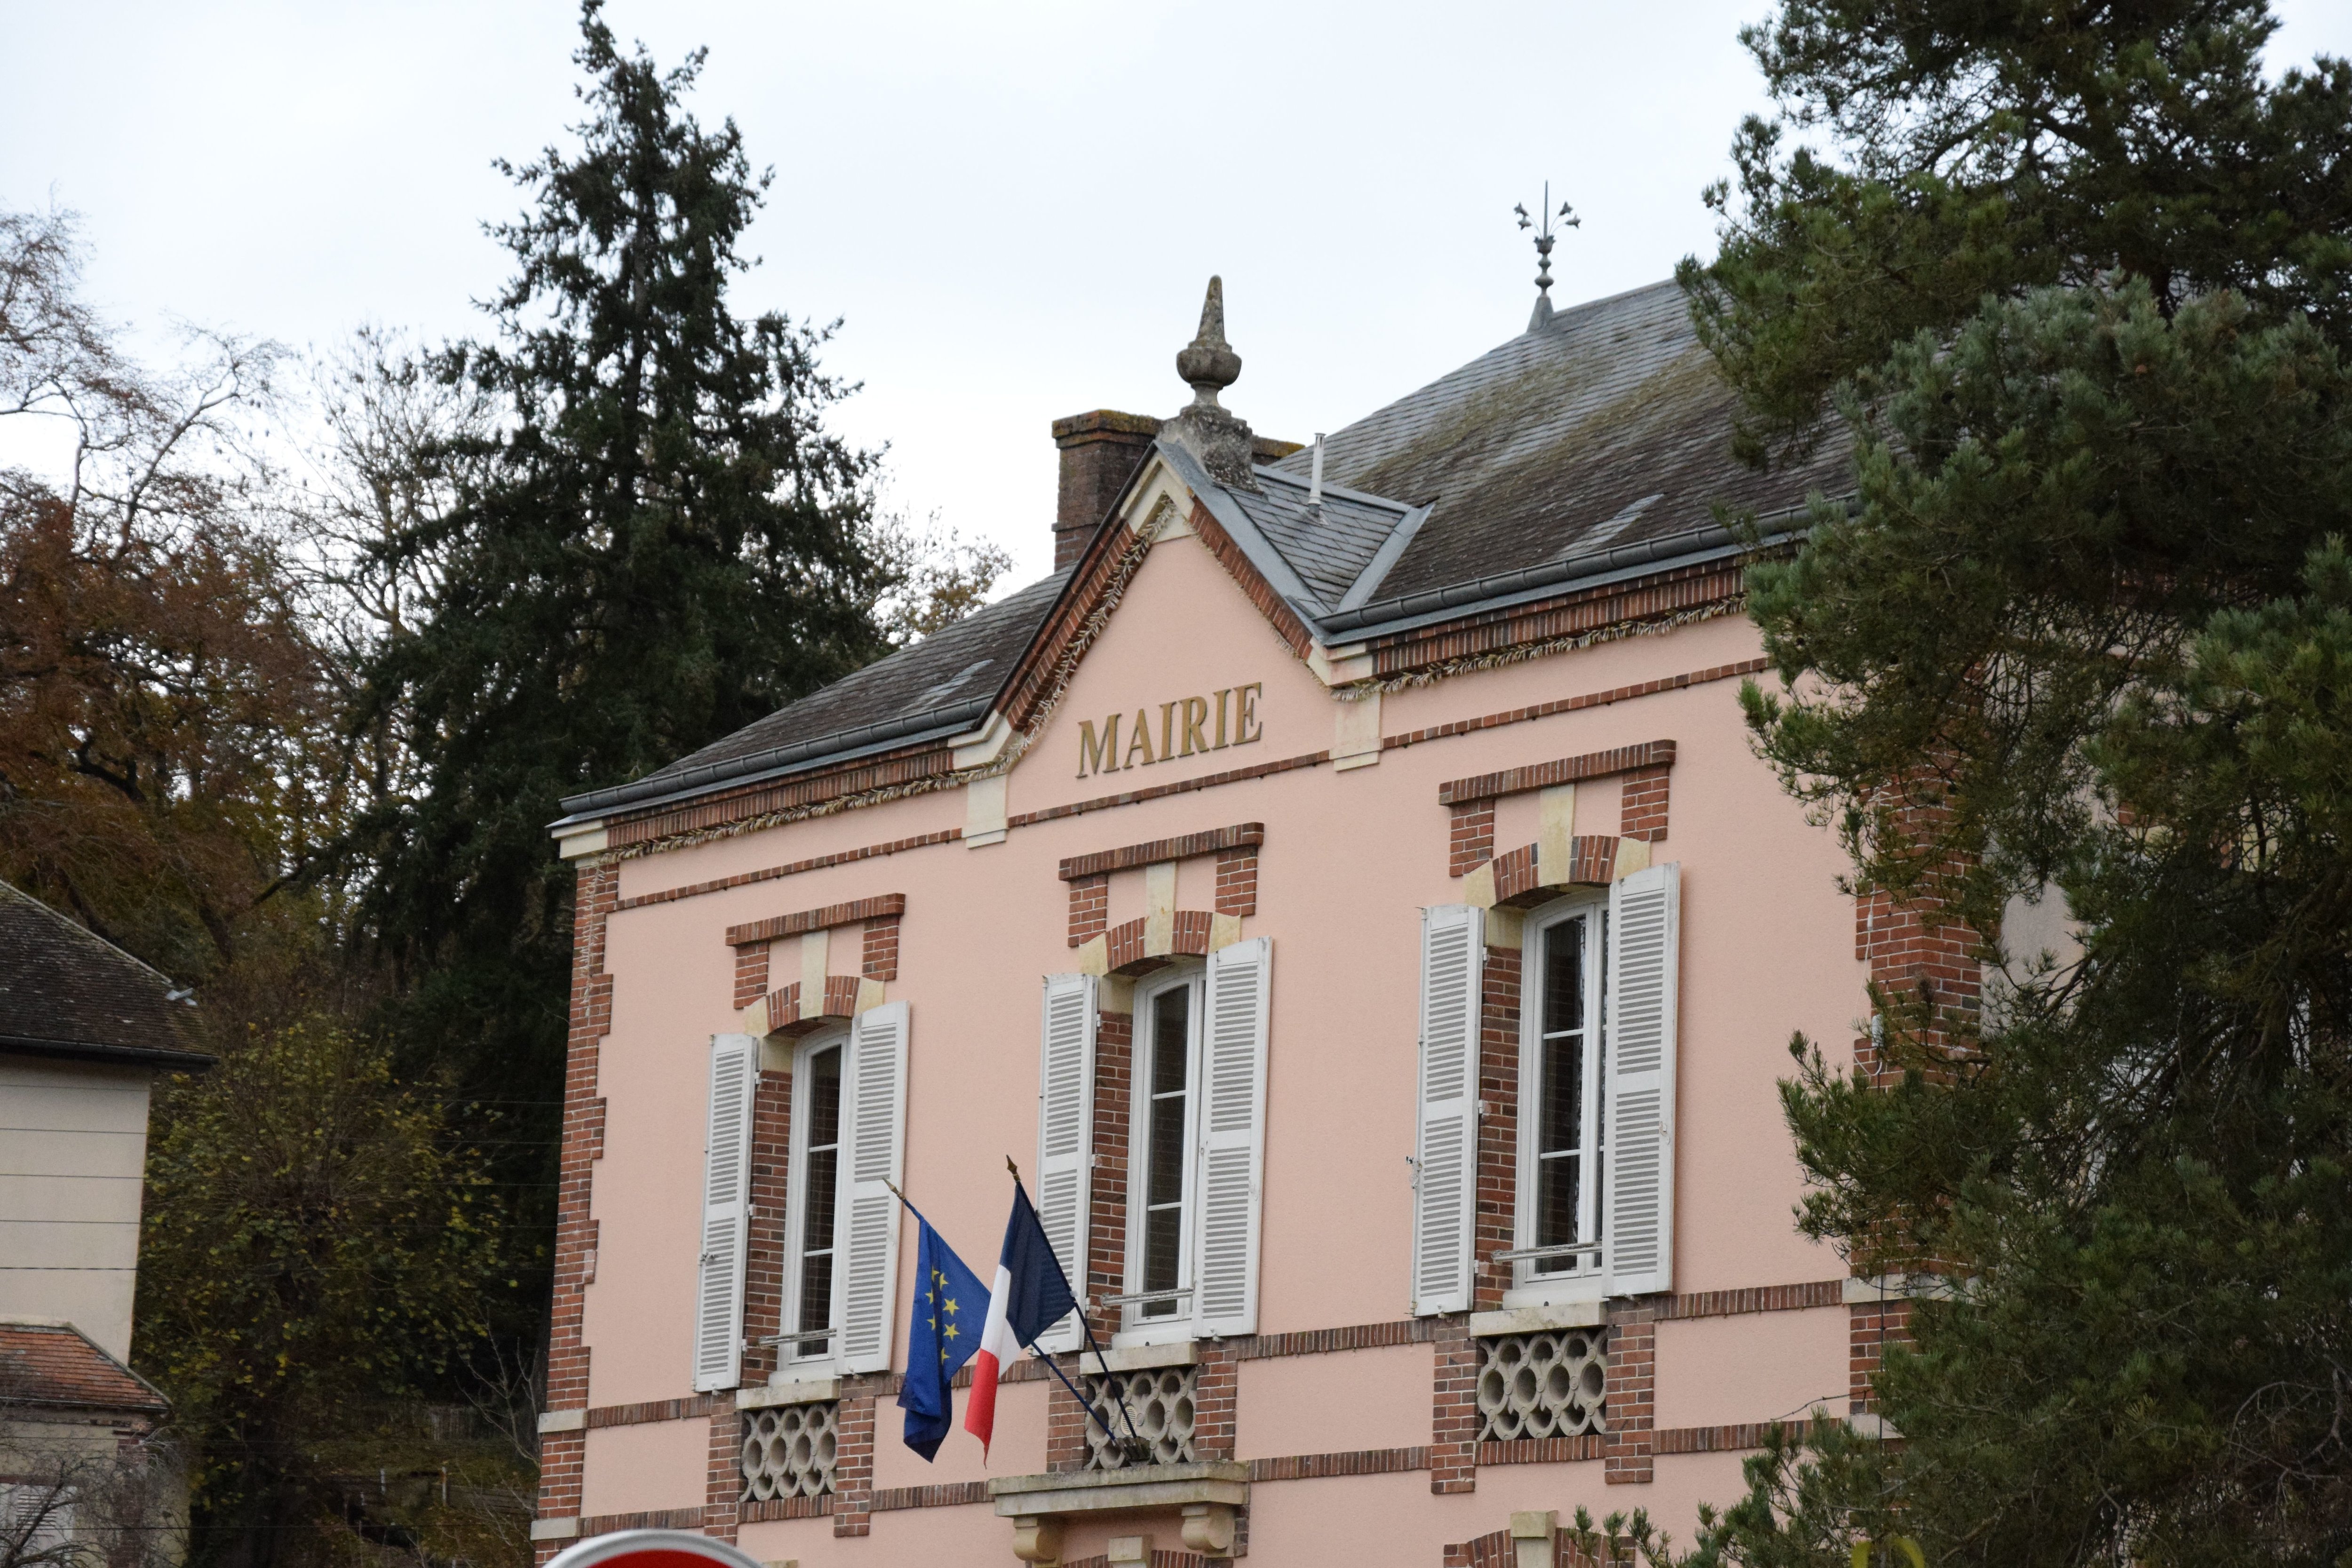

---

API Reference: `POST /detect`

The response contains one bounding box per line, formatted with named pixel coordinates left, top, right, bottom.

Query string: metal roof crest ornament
left=1162, top=275, right=1261, bottom=492
left=1516, top=183, right=1580, bottom=333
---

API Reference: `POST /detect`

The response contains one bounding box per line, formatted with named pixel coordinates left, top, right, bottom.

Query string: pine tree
left=1670, top=5, right=2352, bottom=1565
left=355, top=3, right=891, bottom=1117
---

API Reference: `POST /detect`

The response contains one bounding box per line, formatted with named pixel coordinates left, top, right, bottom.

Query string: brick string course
left=724, top=894, right=906, bottom=948
left=1057, top=823, right=1265, bottom=882
left=738, top=1495, right=831, bottom=1523
left=614, top=830, right=961, bottom=913
left=571, top=1288, right=1846, bottom=1432
left=1386, top=660, right=1766, bottom=756
left=1437, top=741, right=1679, bottom=807
left=598, top=662, right=1759, bottom=899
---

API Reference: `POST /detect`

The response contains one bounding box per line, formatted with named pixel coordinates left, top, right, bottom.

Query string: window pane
left=805, top=1045, right=842, bottom=1150
left=1151, top=987, right=1191, bottom=1097
left=796, top=1248, right=834, bottom=1344
left=1542, top=916, right=1585, bottom=1039
left=1140, top=981, right=1192, bottom=1318
left=1541, top=1034, right=1582, bottom=1158
left=1148, top=1089, right=1186, bottom=1209
left=1143, top=1205, right=1183, bottom=1308
left=795, top=1045, right=842, bottom=1349
left=1535, top=1153, right=1581, bottom=1254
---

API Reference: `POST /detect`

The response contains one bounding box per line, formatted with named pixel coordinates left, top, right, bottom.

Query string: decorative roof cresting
left=1160, top=276, right=1260, bottom=492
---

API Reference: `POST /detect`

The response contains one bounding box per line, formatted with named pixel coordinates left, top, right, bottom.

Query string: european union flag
left=897, top=1205, right=992, bottom=1461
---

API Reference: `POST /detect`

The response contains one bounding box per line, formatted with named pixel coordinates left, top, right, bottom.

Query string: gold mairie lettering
left=1179, top=696, right=1209, bottom=756
left=1213, top=688, right=1232, bottom=748
left=1236, top=682, right=1264, bottom=745
left=1158, top=701, right=1175, bottom=760
left=1124, top=708, right=1156, bottom=769
left=1077, top=714, right=1119, bottom=778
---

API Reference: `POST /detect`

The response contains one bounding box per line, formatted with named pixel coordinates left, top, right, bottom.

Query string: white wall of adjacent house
left=0, top=1058, right=151, bottom=1361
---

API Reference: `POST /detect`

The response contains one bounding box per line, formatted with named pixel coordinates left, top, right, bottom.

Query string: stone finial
left=1162, top=276, right=1259, bottom=491
left=1176, top=276, right=1242, bottom=407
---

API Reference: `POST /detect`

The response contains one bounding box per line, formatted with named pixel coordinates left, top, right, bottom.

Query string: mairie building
left=532, top=274, right=1941, bottom=1568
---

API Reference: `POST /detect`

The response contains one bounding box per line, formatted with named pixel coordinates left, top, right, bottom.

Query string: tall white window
left=1514, top=897, right=1607, bottom=1296
left=784, top=1031, right=847, bottom=1364
left=1124, top=965, right=1204, bottom=1333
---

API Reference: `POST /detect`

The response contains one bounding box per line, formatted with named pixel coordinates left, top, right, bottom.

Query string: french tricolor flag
left=963, top=1178, right=1078, bottom=1457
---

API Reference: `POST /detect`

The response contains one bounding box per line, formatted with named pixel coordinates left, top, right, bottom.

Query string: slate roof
left=0, top=882, right=209, bottom=1068
left=0, top=1321, right=169, bottom=1412
left=562, top=570, right=1073, bottom=818
left=1263, top=279, right=1850, bottom=609
left=560, top=279, right=1853, bottom=820
left=1218, top=468, right=1423, bottom=613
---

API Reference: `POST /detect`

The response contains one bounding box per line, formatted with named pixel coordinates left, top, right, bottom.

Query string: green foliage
left=1679, top=0, right=2352, bottom=465
left=353, top=0, right=896, bottom=1108
left=1675, top=3, right=2352, bottom=1565
left=136, top=1019, right=508, bottom=1564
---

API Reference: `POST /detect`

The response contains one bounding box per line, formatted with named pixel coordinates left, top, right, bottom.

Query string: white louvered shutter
left=1195, top=937, right=1271, bottom=1337
left=838, top=1003, right=910, bottom=1373
left=1412, top=905, right=1484, bottom=1315
left=1605, top=863, right=1680, bottom=1297
left=1033, top=973, right=1097, bottom=1354
left=692, top=1033, right=758, bottom=1391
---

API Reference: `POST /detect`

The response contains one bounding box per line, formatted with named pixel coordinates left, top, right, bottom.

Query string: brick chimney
left=1051, top=411, right=1162, bottom=570
left=1050, top=409, right=1306, bottom=571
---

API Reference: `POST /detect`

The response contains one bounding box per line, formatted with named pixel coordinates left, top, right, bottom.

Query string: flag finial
left=1005, top=1155, right=1023, bottom=1183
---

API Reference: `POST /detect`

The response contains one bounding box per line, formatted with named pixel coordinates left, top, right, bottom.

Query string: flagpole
left=1004, top=1159, right=1149, bottom=1461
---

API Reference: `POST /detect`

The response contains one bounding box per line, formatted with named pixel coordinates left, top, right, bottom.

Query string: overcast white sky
left=7, top=2, right=2350, bottom=589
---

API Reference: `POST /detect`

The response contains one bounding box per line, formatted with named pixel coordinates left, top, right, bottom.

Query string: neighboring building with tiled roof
left=0, top=881, right=209, bottom=1367
left=0, top=882, right=211, bottom=1069
left=0, top=1321, right=168, bottom=1415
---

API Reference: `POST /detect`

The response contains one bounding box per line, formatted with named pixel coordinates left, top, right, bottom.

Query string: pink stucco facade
left=530, top=284, right=1905, bottom=1567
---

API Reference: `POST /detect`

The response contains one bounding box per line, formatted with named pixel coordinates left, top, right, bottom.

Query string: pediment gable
left=1001, top=489, right=1337, bottom=813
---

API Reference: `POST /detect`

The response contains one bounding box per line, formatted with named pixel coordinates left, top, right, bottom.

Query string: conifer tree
left=355, top=3, right=891, bottom=1113
left=1669, top=5, right=2352, bottom=1564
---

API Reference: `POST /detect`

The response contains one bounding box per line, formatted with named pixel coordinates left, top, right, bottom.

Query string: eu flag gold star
left=942, top=1296, right=959, bottom=1315
left=943, top=1322, right=959, bottom=1341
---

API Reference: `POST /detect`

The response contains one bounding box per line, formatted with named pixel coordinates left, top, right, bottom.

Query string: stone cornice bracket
left=1160, top=277, right=1260, bottom=492
left=991, top=1462, right=1248, bottom=1560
